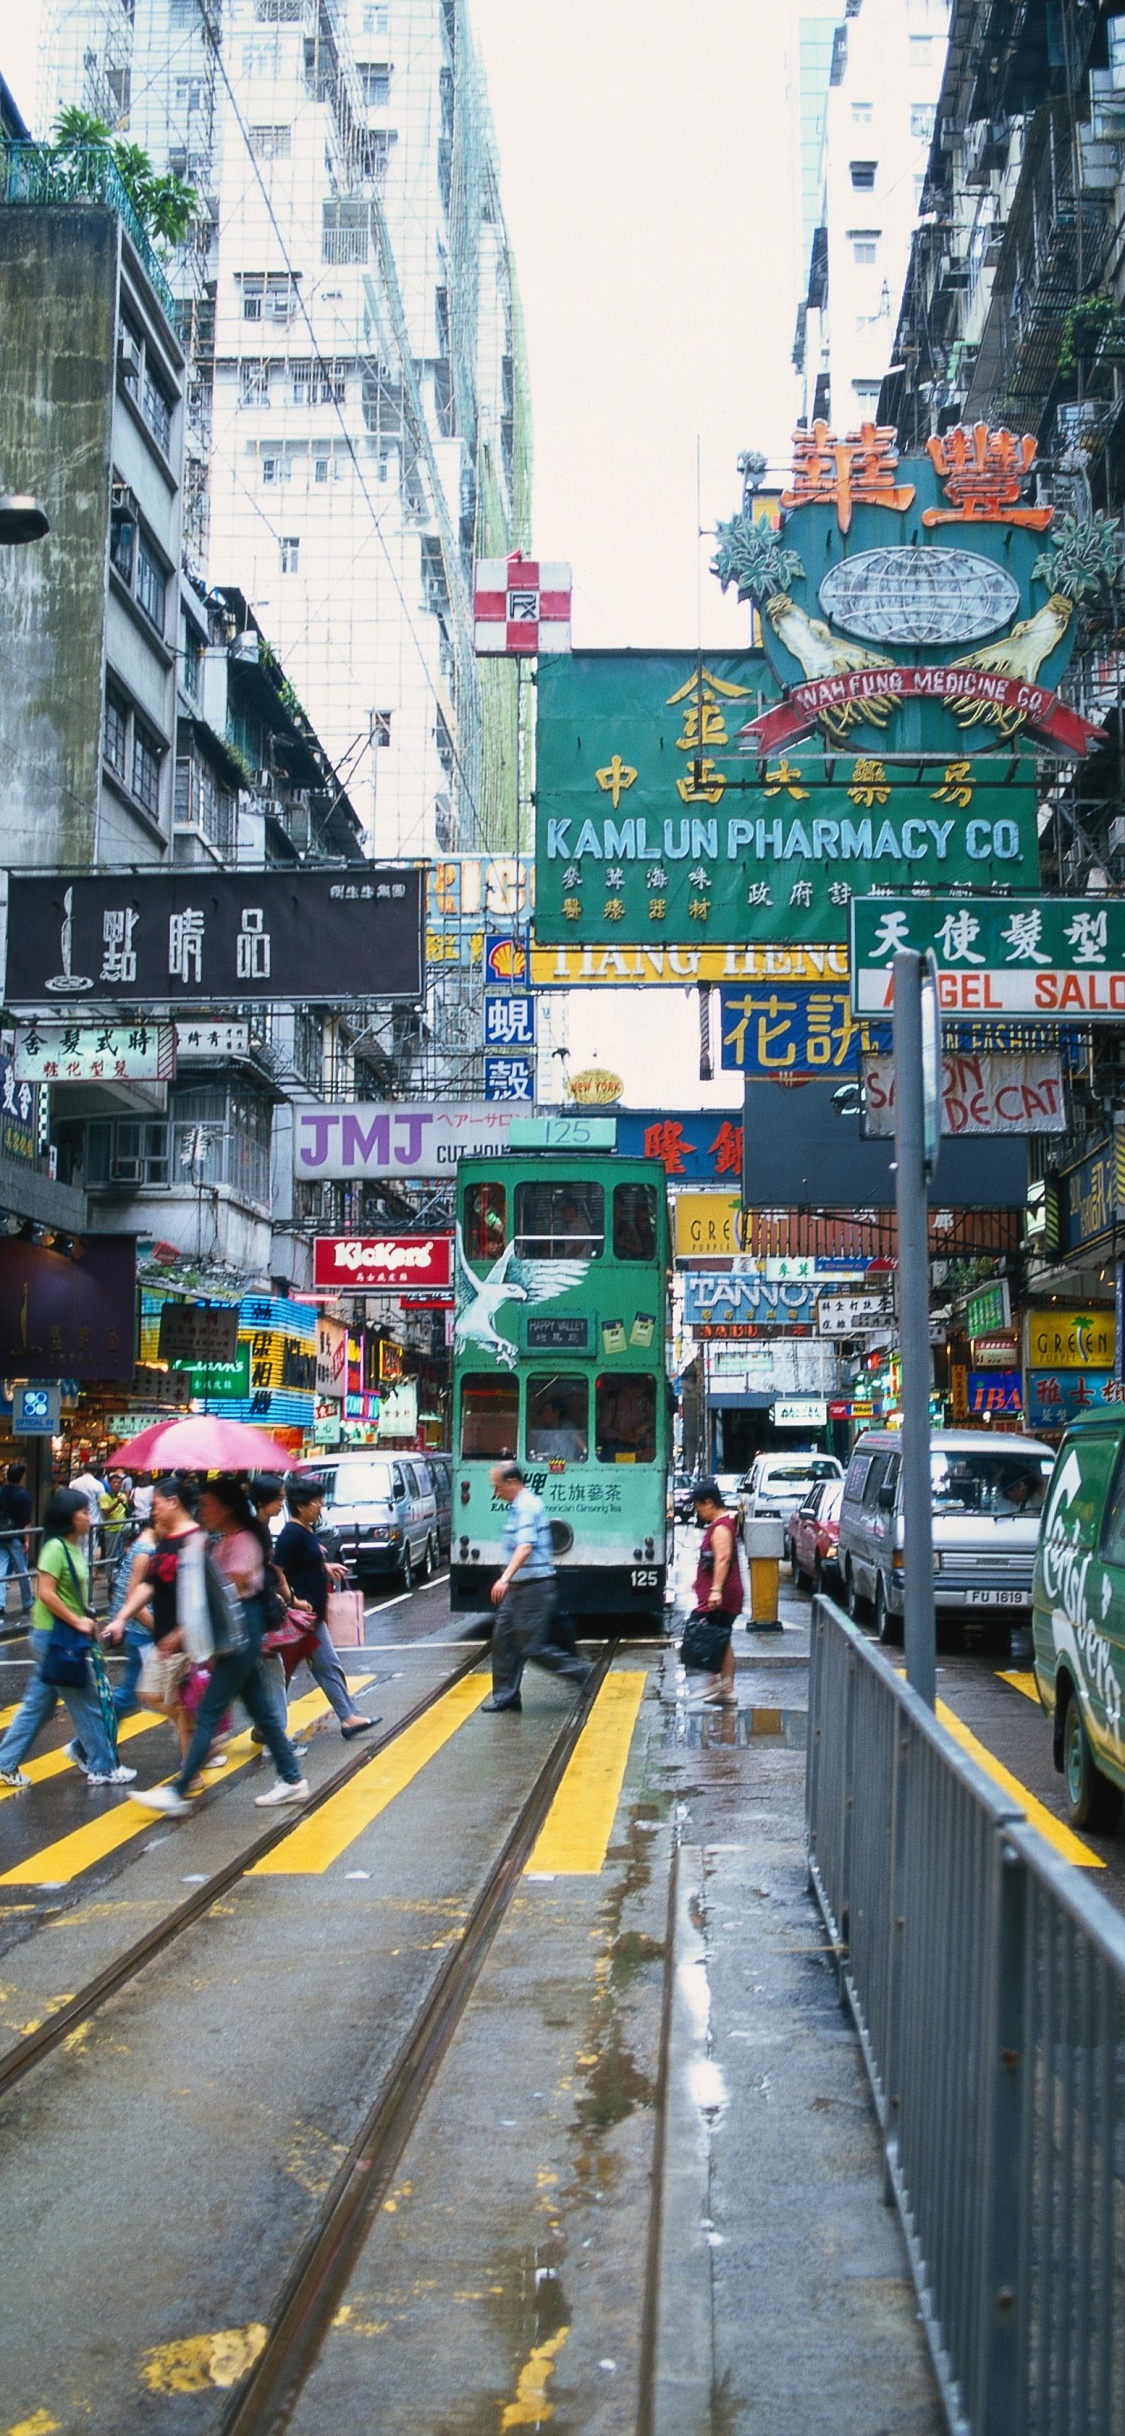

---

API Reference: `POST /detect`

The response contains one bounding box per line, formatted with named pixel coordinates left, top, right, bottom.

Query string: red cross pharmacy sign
left=474, top=551, right=572, bottom=655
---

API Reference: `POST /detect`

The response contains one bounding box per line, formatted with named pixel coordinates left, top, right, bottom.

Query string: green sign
left=965, top=1279, right=1011, bottom=1339
left=535, top=653, right=1039, bottom=947
left=852, top=896, right=1125, bottom=1018
left=172, top=1346, right=251, bottom=1399
left=508, top=1115, right=617, bottom=1149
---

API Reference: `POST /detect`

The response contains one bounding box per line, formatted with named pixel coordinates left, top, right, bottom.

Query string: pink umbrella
left=111, top=1415, right=301, bottom=1475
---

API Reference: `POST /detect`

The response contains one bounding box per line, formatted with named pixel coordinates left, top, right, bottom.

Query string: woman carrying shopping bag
left=105, top=1476, right=207, bottom=1781
left=0, top=1489, right=137, bottom=1789
left=274, top=1478, right=376, bottom=1738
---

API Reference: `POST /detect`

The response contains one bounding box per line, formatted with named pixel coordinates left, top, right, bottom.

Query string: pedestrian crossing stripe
left=0, top=1681, right=372, bottom=1888
left=0, top=1710, right=162, bottom=1800
left=250, top=1672, right=488, bottom=1876
left=525, top=1670, right=647, bottom=1875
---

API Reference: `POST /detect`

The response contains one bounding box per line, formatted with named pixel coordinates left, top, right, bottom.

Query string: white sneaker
left=86, top=1764, right=138, bottom=1785
left=254, top=1776, right=310, bottom=1808
left=0, top=1768, right=30, bottom=1789
left=201, top=1752, right=228, bottom=1770
left=64, top=1739, right=87, bottom=1769
left=127, top=1783, right=191, bottom=1816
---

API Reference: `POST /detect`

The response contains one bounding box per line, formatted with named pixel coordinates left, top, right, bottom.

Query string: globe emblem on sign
left=817, top=546, right=1020, bottom=646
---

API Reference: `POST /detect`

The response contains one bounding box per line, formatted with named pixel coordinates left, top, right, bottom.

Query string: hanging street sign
left=484, top=1055, right=535, bottom=1103
left=816, top=1294, right=894, bottom=1335
left=852, top=896, right=1125, bottom=1016
left=427, top=857, right=533, bottom=968
left=966, top=1279, right=1012, bottom=1338
left=170, top=1347, right=252, bottom=1400
left=473, top=552, right=571, bottom=654
left=313, top=1236, right=453, bottom=1292
left=530, top=941, right=850, bottom=986
left=13, top=1022, right=176, bottom=1083
left=720, top=984, right=891, bottom=1074
left=1, top=869, right=423, bottom=1006
left=483, top=991, right=536, bottom=1048
left=175, top=1020, right=249, bottom=1059
left=294, top=1102, right=517, bottom=1180
left=535, top=651, right=1039, bottom=947
left=683, top=1274, right=819, bottom=1326
left=862, top=1048, right=1066, bottom=1136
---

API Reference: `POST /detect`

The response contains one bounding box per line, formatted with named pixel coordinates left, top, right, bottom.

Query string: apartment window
left=852, top=381, right=882, bottom=408
left=314, top=456, right=329, bottom=482
left=242, top=38, right=283, bottom=75
left=118, top=315, right=143, bottom=393
left=256, top=0, right=304, bottom=16
left=291, top=357, right=348, bottom=403
left=280, top=535, right=300, bottom=573
left=851, top=99, right=872, bottom=125
left=240, top=360, right=271, bottom=406
left=910, top=104, right=936, bottom=141
left=86, top=1119, right=169, bottom=1188
left=262, top=453, right=291, bottom=482
left=363, top=4, right=389, bottom=30
left=136, top=536, right=167, bottom=633
left=357, top=61, right=391, bottom=105
left=322, top=197, right=370, bottom=263
left=250, top=124, right=292, bottom=158
left=104, top=682, right=129, bottom=779
left=175, top=76, right=204, bottom=112
left=132, top=720, right=163, bottom=817
left=850, top=230, right=879, bottom=264
left=181, top=619, right=203, bottom=701
left=110, top=500, right=136, bottom=584
left=915, top=173, right=926, bottom=209
left=241, top=273, right=299, bottom=323
left=850, top=160, right=876, bottom=189
left=142, top=361, right=173, bottom=456
left=909, top=33, right=935, bottom=55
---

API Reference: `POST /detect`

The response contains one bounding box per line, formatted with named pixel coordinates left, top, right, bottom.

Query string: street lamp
left=0, top=496, right=49, bottom=545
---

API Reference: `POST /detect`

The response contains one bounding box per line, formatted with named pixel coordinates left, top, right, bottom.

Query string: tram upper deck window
left=595, top=1373, right=657, bottom=1462
left=526, top=1375, right=588, bottom=1462
left=613, top=1183, right=657, bottom=1261
left=465, top=1180, right=506, bottom=1270
left=460, top=1375, right=519, bottom=1458
left=515, top=1180, right=603, bottom=1259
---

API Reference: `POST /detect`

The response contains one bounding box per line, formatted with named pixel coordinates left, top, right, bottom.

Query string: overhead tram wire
left=206, top=34, right=496, bottom=857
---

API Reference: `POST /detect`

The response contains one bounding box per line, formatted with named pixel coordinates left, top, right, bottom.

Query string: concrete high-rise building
left=797, top=0, right=950, bottom=430
left=39, top=0, right=531, bottom=867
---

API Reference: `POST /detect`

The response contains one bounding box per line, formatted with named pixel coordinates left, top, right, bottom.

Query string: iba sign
left=313, top=1236, right=453, bottom=1291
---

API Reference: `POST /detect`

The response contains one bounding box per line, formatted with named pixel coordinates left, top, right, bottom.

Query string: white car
left=741, top=1452, right=844, bottom=1522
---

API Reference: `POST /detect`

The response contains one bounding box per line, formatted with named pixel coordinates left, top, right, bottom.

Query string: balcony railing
left=1, top=142, right=177, bottom=324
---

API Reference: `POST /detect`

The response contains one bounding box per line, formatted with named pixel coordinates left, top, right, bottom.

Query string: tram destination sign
left=852, top=897, right=1125, bottom=1017
left=524, top=1315, right=592, bottom=1351
left=536, top=653, right=1039, bottom=948
left=1, top=868, right=423, bottom=1006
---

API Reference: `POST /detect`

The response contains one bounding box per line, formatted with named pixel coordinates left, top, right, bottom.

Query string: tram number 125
left=630, top=1567, right=660, bottom=1588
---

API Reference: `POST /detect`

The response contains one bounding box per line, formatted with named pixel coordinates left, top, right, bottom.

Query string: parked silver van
left=836, top=1428, right=1055, bottom=1644
left=310, top=1452, right=439, bottom=1588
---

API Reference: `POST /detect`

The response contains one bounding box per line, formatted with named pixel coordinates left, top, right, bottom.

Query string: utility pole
left=893, top=948, right=939, bottom=1709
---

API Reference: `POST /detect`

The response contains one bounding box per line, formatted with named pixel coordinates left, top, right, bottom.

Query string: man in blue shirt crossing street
left=482, top=1462, right=591, bottom=1713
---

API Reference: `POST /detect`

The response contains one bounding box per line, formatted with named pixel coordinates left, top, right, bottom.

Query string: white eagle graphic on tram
left=453, top=1226, right=589, bottom=1369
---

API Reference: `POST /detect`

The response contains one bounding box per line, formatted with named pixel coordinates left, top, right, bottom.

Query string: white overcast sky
left=3, top=1, right=806, bottom=1109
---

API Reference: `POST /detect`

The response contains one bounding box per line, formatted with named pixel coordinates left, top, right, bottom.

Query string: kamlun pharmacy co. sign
left=535, top=423, right=1108, bottom=949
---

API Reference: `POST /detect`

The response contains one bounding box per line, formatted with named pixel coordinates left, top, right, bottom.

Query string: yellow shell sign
left=1026, top=1308, right=1115, bottom=1368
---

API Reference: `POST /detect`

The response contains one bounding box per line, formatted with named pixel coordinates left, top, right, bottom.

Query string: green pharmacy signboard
left=536, top=424, right=1114, bottom=948
left=535, top=652, right=1040, bottom=946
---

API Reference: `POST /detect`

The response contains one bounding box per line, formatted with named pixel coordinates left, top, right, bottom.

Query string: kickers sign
left=313, top=1236, right=452, bottom=1291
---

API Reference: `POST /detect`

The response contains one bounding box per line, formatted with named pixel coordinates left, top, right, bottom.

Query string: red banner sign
left=313, top=1236, right=452, bottom=1291
left=738, top=666, right=1105, bottom=759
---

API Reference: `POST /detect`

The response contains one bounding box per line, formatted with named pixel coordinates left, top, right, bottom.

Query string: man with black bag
left=683, top=1479, right=743, bottom=1707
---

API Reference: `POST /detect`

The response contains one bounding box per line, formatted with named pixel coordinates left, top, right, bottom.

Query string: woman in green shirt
left=0, top=1489, right=136, bottom=1788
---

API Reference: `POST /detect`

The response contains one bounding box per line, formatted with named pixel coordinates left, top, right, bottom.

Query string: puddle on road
left=660, top=1706, right=807, bottom=1750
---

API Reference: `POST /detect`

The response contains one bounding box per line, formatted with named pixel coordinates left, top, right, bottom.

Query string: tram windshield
left=460, top=1375, right=519, bottom=1458
left=595, top=1373, right=657, bottom=1462
left=515, top=1181, right=604, bottom=1259
left=526, top=1375, right=588, bottom=1461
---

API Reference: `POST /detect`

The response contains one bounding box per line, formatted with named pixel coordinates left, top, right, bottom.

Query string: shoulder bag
left=39, top=1541, right=92, bottom=1688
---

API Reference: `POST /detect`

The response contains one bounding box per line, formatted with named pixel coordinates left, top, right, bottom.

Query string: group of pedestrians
left=0, top=1468, right=379, bottom=1811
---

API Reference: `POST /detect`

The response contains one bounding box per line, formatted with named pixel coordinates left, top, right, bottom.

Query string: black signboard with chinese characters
left=0, top=1233, right=136, bottom=1380
left=2, top=869, right=423, bottom=1006
left=524, top=1315, right=592, bottom=1351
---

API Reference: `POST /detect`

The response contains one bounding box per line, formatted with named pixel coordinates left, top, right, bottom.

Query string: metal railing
left=807, top=1595, right=1125, bottom=2436
left=1, top=142, right=177, bottom=323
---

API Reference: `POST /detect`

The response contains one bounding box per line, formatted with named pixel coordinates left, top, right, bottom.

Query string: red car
left=787, top=1478, right=844, bottom=1595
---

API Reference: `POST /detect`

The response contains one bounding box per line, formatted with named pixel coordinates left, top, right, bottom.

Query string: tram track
left=220, top=1636, right=620, bottom=2436
left=0, top=1643, right=485, bottom=2102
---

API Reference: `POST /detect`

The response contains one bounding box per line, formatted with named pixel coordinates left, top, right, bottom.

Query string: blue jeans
left=307, top=1616, right=355, bottom=1725
left=173, top=1605, right=301, bottom=1795
left=112, top=1623, right=152, bottom=1718
left=0, top=1627, right=117, bottom=1776
left=0, top=1539, right=33, bottom=1616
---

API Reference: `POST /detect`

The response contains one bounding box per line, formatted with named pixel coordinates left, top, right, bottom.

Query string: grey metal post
left=893, top=950, right=936, bottom=1708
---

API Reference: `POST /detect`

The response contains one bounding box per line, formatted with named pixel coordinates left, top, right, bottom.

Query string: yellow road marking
left=526, top=1670, right=647, bottom=1876
left=935, top=1698, right=1103, bottom=1870
left=140, top=2325, right=267, bottom=2394
left=998, top=1669, right=1040, bottom=1704
left=0, top=1711, right=162, bottom=1800
left=252, top=1672, right=487, bottom=1875
left=0, top=1681, right=371, bottom=1888
left=501, top=2325, right=569, bottom=2428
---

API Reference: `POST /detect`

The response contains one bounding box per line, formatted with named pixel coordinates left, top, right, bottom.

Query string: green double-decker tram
left=450, top=1117, right=670, bottom=1630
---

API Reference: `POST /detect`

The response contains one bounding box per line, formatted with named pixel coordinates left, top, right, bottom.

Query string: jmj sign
left=313, top=1236, right=453, bottom=1291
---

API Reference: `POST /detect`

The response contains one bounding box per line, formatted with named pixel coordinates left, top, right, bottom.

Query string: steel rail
left=220, top=1637, right=620, bottom=2436
left=0, top=1645, right=485, bottom=2102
